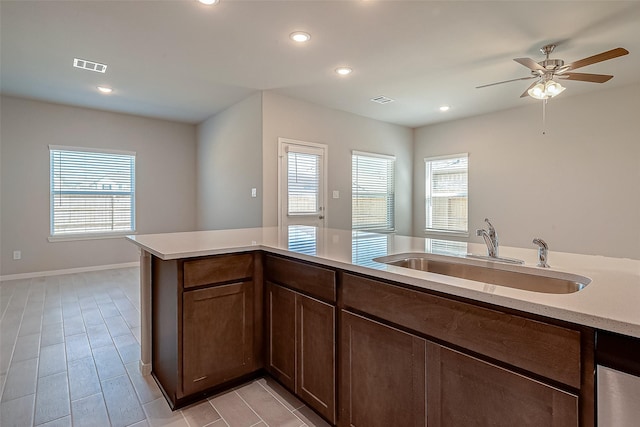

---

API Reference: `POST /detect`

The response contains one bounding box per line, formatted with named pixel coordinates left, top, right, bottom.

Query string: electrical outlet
left=13, top=250, right=21, bottom=260
left=332, top=190, right=340, bottom=199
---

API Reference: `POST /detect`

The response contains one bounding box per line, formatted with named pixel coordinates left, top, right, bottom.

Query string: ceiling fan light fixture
left=528, top=82, right=547, bottom=100
left=545, top=80, right=565, bottom=97
left=528, top=80, right=565, bottom=100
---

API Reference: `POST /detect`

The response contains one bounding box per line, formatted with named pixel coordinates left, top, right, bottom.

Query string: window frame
left=48, top=145, right=136, bottom=242
left=424, top=153, right=469, bottom=238
left=351, top=150, right=396, bottom=232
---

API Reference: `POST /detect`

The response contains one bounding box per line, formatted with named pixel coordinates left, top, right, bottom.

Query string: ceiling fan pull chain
left=543, top=99, right=547, bottom=135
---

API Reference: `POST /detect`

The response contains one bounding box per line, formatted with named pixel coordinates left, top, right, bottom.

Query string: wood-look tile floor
left=0, top=268, right=330, bottom=427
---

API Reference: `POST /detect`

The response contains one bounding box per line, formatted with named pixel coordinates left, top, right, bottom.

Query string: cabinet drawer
left=265, top=255, right=336, bottom=303
left=183, top=254, right=253, bottom=289
left=342, top=273, right=581, bottom=388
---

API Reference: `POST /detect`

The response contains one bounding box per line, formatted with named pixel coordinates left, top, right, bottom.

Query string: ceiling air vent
left=73, top=58, right=108, bottom=73
left=371, top=96, right=394, bottom=104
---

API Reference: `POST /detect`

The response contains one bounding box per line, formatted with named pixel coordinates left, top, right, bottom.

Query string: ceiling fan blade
left=520, top=81, right=538, bottom=98
left=557, top=72, right=614, bottom=83
left=476, top=76, right=536, bottom=89
left=562, top=47, right=629, bottom=72
left=513, top=57, right=546, bottom=72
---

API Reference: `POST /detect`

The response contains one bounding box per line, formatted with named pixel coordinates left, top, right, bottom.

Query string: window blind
left=50, top=146, right=136, bottom=236
left=287, top=151, right=320, bottom=215
left=425, top=154, right=468, bottom=234
left=352, top=151, right=395, bottom=231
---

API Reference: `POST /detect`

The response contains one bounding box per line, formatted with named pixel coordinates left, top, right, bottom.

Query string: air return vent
left=371, top=96, right=394, bottom=104
left=73, top=58, right=107, bottom=73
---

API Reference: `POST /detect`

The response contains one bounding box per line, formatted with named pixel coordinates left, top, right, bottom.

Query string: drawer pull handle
left=193, top=376, right=207, bottom=382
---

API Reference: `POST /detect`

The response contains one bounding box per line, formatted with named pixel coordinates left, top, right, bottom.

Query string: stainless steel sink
left=373, top=253, right=590, bottom=294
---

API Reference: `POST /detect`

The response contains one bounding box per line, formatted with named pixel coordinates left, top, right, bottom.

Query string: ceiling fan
left=477, top=44, right=629, bottom=99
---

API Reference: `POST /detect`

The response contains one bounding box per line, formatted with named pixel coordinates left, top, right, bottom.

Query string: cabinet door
left=340, top=311, right=426, bottom=427
left=427, top=342, right=578, bottom=427
left=265, top=282, right=296, bottom=390
left=297, top=294, right=336, bottom=424
left=182, top=281, right=254, bottom=396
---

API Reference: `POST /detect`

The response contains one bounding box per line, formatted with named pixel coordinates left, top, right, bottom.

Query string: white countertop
left=126, top=226, right=640, bottom=339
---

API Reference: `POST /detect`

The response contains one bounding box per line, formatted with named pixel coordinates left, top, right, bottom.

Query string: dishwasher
left=596, top=331, right=640, bottom=426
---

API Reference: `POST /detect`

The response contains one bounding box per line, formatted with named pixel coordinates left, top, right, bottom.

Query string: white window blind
left=50, top=146, right=136, bottom=237
left=352, top=151, right=395, bottom=231
left=425, top=154, right=468, bottom=235
left=287, top=151, right=320, bottom=215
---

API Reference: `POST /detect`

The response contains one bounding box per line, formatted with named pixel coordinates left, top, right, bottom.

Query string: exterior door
left=278, top=138, right=327, bottom=228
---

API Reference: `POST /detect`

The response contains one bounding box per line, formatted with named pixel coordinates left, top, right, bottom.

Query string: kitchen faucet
left=476, top=218, right=499, bottom=258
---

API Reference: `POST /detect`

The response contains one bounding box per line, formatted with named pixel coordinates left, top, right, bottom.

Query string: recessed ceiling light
left=335, top=67, right=353, bottom=76
left=290, top=32, right=311, bottom=43
left=198, top=0, right=219, bottom=5
left=439, top=105, right=451, bottom=112
left=73, top=58, right=107, bottom=73
left=97, top=86, right=113, bottom=94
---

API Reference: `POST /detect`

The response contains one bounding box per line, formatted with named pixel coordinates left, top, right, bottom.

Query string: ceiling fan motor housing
left=540, top=58, right=565, bottom=70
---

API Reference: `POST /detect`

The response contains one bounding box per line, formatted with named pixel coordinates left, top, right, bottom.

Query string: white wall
left=0, top=96, right=197, bottom=275
left=414, top=83, right=640, bottom=259
left=197, top=92, right=263, bottom=230
left=261, top=91, right=414, bottom=235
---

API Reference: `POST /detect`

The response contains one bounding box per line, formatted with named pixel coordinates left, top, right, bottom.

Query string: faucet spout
left=476, top=218, right=499, bottom=258
left=533, top=238, right=550, bottom=268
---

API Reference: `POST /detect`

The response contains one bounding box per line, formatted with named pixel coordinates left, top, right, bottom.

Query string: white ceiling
left=2, top=0, right=639, bottom=128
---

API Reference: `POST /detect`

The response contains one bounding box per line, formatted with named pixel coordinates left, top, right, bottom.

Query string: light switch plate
left=332, top=190, right=339, bottom=199
left=251, top=188, right=257, bottom=198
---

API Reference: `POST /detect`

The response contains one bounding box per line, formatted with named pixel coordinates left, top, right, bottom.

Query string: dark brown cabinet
left=266, top=282, right=296, bottom=389
left=339, top=310, right=426, bottom=427
left=182, top=281, right=255, bottom=396
left=427, top=342, right=578, bottom=427
left=340, top=272, right=591, bottom=427
left=265, top=255, right=336, bottom=424
left=150, top=250, right=595, bottom=426
left=152, top=253, right=262, bottom=408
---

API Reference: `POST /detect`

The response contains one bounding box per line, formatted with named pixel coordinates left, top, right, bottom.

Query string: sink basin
left=373, top=253, right=590, bottom=294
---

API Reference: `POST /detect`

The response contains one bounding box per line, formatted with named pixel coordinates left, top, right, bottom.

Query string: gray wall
left=196, top=92, right=263, bottom=230
left=413, top=83, right=640, bottom=259
left=261, top=91, right=414, bottom=235
left=0, top=96, right=197, bottom=276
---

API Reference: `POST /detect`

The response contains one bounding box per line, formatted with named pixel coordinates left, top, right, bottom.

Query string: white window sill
left=48, top=231, right=137, bottom=243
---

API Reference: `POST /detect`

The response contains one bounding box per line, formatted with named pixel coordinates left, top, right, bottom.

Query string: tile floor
left=0, top=267, right=330, bottom=427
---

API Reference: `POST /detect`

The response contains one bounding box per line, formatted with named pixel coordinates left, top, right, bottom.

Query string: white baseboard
left=0, top=261, right=140, bottom=282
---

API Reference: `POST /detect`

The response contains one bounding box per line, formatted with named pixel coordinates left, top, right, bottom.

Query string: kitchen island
left=126, top=226, right=640, bottom=426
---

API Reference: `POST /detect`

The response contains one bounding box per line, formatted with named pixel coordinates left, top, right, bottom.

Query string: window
left=352, top=151, right=395, bottom=231
left=425, top=154, right=468, bottom=235
left=50, top=146, right=136, bottom=239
